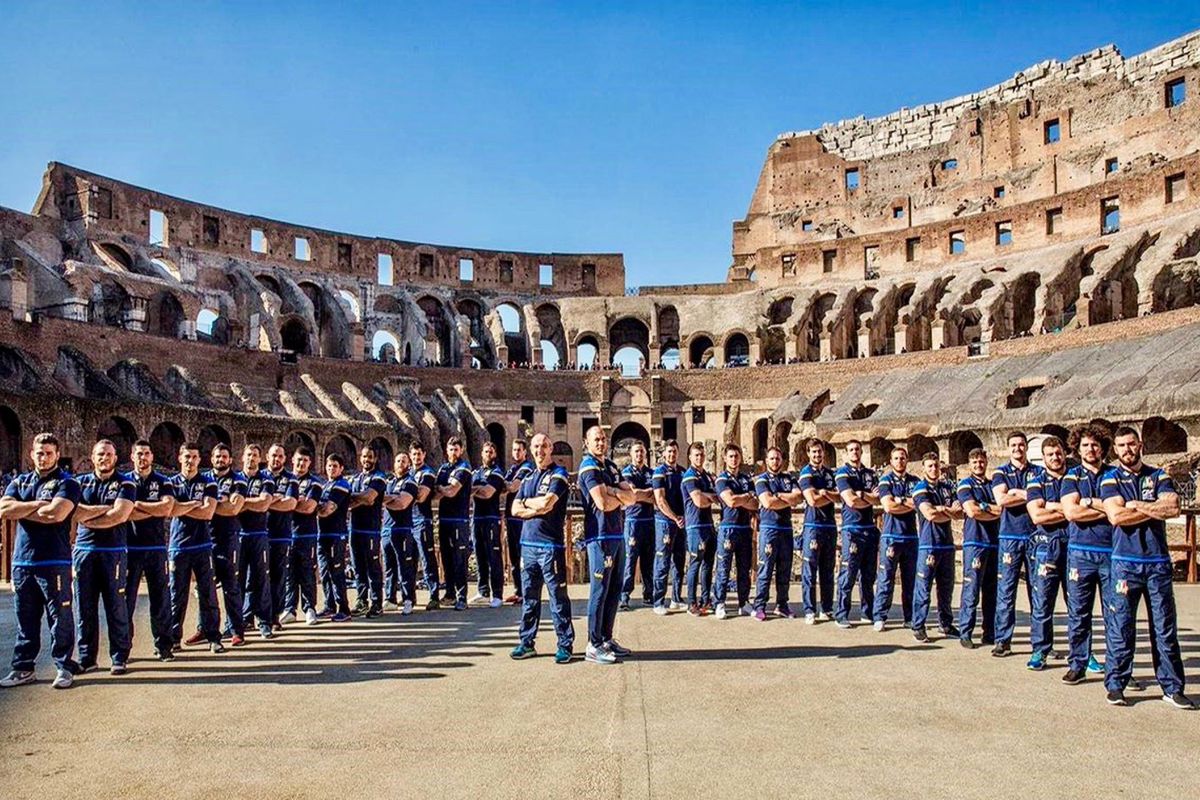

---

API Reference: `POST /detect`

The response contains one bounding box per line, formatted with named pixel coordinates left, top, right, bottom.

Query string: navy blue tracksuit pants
left=1030, top=533, right=1068, bottom=657
left=382, top=529, right=418, bottom=605
left=285, top=538, right=319, bottom=614
left=211, top=531, right=243, bottom=636
left=238, top=532, right=272, bottom=629
left=73, top=548, right=131, bottom=667
left=684, top=526, right=716, bottom=608
left=414, top=518, right=441, bottom=599
left=994, top=537, right=1034, bottom=645
left=268, top=539, right=291, bottom=623
left=1105, top=559, right=1185, bottom=696
left=621, top=518, right=655, bottom=604
left=505, top=518, right=523, bottom=598
left=518, top=544, right=574, bottom=650
left=349, top=530, right=384, bottom=609
left=799, top=525, right=837, bottom=616
left=11, top=564, right=77, bottom=672
left=440, top=520, right=471, bottom=605
left=169, top=547, right=222, bottom=644
left=873, top=538, right=917, bottom=624
left=754, top=527, right=794, bottom=613
left=1065, top=547, right=1113, bottom=672
left=586, top=538, right=626, bottom=647
left=318, top=536, right=351, bottom=615
left=959, top=544, right=997, bottom=643
left=651, top=518, right=686, bottom=607
left=126, top=547, right=174, bottom=656
left=713, top=524, right=752, bottom=608
left=912, top=546, right=955, bottom=632
left=835, top=527, right=878, bottom=623
left=474, top=518, right=504, bottom=599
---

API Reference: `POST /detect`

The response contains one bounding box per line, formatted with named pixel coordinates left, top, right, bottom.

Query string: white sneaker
left=669, top=601, right=682, bottom=611
left=739, top=605, right=752, bottom=616
left=585, top=644, right=617, bottom=665
left=305, top=609, right=319, bottom=626
left=653, top=605, right=669, bottom=616
left=278, top=611, right=297, bottom=625
left=383, top=600, right=400, bottom=611
left=1, top=669, right=36, bottom=688
left=489, top=597, right=503, bottom=608
left=714, top=604, right=728, bottom=619
left=873, top=620, right=885, bottom=632
left=819, top=611, right=833, bottom=621
left=51, top=668, right=73, bottom=689
left=804, top=613, right=816, bottom=625
left=469, top=593, right=486, bottom=604
left=401, top=601, right=414, bottom=616
left=835, top=620, right=852, bottom=629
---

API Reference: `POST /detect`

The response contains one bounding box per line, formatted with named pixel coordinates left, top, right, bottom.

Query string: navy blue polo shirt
left=651, top=463, right=685, bottom=524
left=412, top=464, right=437, bottom=525
left=579, top=452, right=624, bottom=541
left=877, top=470, right=919, bottom=541
left=129, top=469, right=176, bottom=551
left=349, top=469, right=387, bottom=534
left=236, top=468, right=276, bottom=536
left=75, top=471, right=137, bottom=551
left=4, top=468, right=80, bottom=567
left=798, top=464, right=837, bottom=530
left=504, top=460, right=535, bottom=520
left=383, top=472, right=418, bottom=535
left=957, top=474, right=999, bottom=548
left=436, top=459, right=474, bottom=524
left=835, top=464, right=878, bottom=531
left=1026, top=468, right=1069, bottom=538
left=680, top=466, right=715, bottom=531
left=471, top=464, right=506, bottom=521
left=621, top=463, right=655, bottom=524
left=1060, top=464, right=1114, bottom=552
left=266, top=469, right=296, bottom=544
left=913, top=478, right=956, bottom=549
left=991, top=462, right=1038, bottom=541
left=288, top=472, right=324, bottom=540
left=207, top=468, right=246, bottom=540
left=317, top=477, right=352, bottom=539
left=169, top=471, right=218, bottom=552
left=755, top=470, right=797, bottom=532
left=517, top=464, right=571, bottom=548
left=1099, top=464, right=1176, bottom=564
left=715, top=470, right=754, bottom=528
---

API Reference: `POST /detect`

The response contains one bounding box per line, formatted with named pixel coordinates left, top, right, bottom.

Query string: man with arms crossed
left=1025, top=436, right=1070, bottom=670
left=834, top=440, right=879, bottom=628
left=169, top=442, right=224, bottom=653
left=752, top=446, right=804, bottom=621
left=502, top=439, right=535, bottom=605
left=619, top=441, right=657, bottom=610
left=713, top=444, right=757, bottom=619
left=650, top=440, right=687, bottom=615
left=911, top=453, right=962, bottom=642
left=126, top=440, right=177, bottom=661
left=470, top=441, right=507, bottom=607
left=207, top=444, right=246, bottom=645
left=957, top=447, right=999, bottom=649
left=991, top=431, right=1038, bottom=658
left=798, top=438, right=839, bottom=624
left=873, top=447, right=920, bottom=631
left=282, top=446, right=324, bottom=626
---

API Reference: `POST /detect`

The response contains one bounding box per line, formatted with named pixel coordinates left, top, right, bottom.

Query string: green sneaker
left=510, top=644, right=536, bottom=660
left=1087, top=655, right=1104, bottom=673
left=554, top=646, right=572, bottom=664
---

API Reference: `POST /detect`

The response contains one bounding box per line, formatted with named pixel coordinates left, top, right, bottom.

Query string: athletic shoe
left=489, top=597, right=503, bottom=609
left=912, top=628, right=929, bottom=643
left=1106, top=689, right=1128, bottom=706
left=902, top=621, right=913, bottom=629
left=818, top=611, right=833, bottom=621
left=155, top=649, right=175, bottom=662
left=991, top=641, right=1011, bottom=657
left=401, top=601, right=414, bottom=616
left=835, top=620, right=852, bottom=629
left=230, top=634, right=246, bottom=647
left=1048, top=648, right=1063, bottom=660
left=687, top=604, right=702, bottom=617
left=669, top=601, right=683, bottom=611
left=804, top=613, right=816, bottom=625
left=184, top=631, right=207, bottom=647
left=1130, top=678, right=1146, bottom=691
left=753, top=609, right=767, bottom=622
left=618, top=600, right=631, bottom=611
left=51, top=669, right=73, bottom=689
left=585, top=644, right=617, bottom=665
left=653, top=605, right=669, bottom=616
left=980, top=636, right=996, bottom=646
left=714, top=604, right=727, bottom=619
left=209, top=641, right=225, bottom=654
left=383, top=600, right=400, bottom=611
left=0, top=670, right=35, bottom=688
left=510, top=644, right=536, bottom=660
left=365, top=606, right=383, bottom=618
left=739, top=605, right=753, bottom=616
left=872, top=620, right=885, bottom=632
left=1087, top=655, right=1104, bottom=673
left=259, top=624, right=274, bottom=640
left=504, top=594, right=522, bottom=605
left=425, top=598, right=441, bottom=611
left=278, top=611, right=297, bottom=625
left=453, top=600, right=467, bottom=611
left=110, top=661, right=128, bottom=676
left=960, top=638, right=976, bottom=650
left=75, top=662, right=97, bottom=675
left=1162, top=692, right=1196, bottom=710
left=305, top=609, right=319, bottom=625
left=776, top=606, right=796, bottom=619
left=938, top=625, right=960, bottom=638
left=469, top=593, right=485, bottom=604
left=1026, top=652, right=1046, bottom=671
left=555, top=647, right=572, bottom=664
left=1062, top=668, right=1086, bottom=685
left=331, top=612, right=352, bottom=623
left=606, top=640, right=632, bottom=657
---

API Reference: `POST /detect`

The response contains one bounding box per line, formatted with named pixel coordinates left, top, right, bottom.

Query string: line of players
left=0, top=422, right=1191, bottom=709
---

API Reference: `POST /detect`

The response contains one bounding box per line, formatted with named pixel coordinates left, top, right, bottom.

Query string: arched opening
left=576, top=334, right=599, bottom=369
left=1143, top=416, right=1188, bottom=454
left=417, top=295, right=453, bottom=366
left=688, top=335, right=715, bottom=369
left=1009, top=273, right=1041, bottom=337
left=280, top=317, right=311, bottom=355
left=197, top=424, right=231, bottom=468
left=752, top=418, right=769, bottom=463
left=284, top=430, right=316, bottom=456
left=660, top=346, right=680, bottom=369
left=97, top=416, right=138, bottom=469
left=1040, top=424, right=1070, bottom=443
left=367, top=436, right=394, bottom=468
left=551, top=441, right=575, bottom=471
left=802, top=390, right=832, bottom=421
left=497, top=302, right=527, bottom=364
left=610, top=421, right=651, bottom=463
left=948, top=430, right=983, bottom=466
left=656, top=305, right=680, bottom=355
left=324, top=434, right=358, bottom=468
left=458, top=299, right=493, bottom=368
left=148, top=421, right=185, bottom=471
left=96, top=242, right=133, bottom=270
left=196, top=308, right=231, bottom=346
left=372, top=329, right=400, bottom=363
left=486, top=423, right=507, bottom=465
left=147, top=291, right=185, bottom=339
left=771, top=420, right=793, bottom=465
left=724, top=332, right=750, bottom=366
left=609, top=317, right=650, bottom=363
left=536, top=304, right=567, bottom=367
left=907, top=434, right=939, bottom=466
left=807, top=293, right=837, bottom=361
left=299, top=281, right=352, bottom=359
left=0, top=405, right=21, bottom=473
left=612, top=345, right=644, bottom=377
left=850, top=402, right=879, bottom=420
left=849, top=288, right=878, bottom=358
left=767, top=296, right=794, bottom=326
left=541, top=339, right=561, bottom=370
left=338, top=290, right=361, bottom=324
left=760, top=328, right=786, bottom=364
left=91, top=280, right=133, bottom=328
left=869, top=437, right=896, bottom=470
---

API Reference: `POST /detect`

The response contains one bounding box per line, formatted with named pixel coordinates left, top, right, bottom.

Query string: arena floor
left=1, top=583, right=1197, bottom=799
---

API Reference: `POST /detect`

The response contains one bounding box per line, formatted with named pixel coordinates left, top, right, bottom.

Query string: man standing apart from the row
left=619, top=441, right=656, bottom=610
left=957, top=447, right=999, bottom=648
left=1026, top=436, right=1070, bottom=670
left=991, top=431, right=1037, bottom=658
left=1100, top=426, right=1192, bottom=709
left=714, top=444, right=757, bottom=619
left=509, top=433, right=574, bottom=663
left=651, top=440, right=687, bottom=615
left=798, top=438, right=839, bottom=624
left=753, top=446, right=803, bottom=620
left=682, top=442, right=718, bottom=617
left=911, top=453, right=961, bottom=642
left=578, top=426, right=643, bottom=662
left=873, top=447, right=919, bottom=631
left=502, top=439, right=535, bottom=605
left=1, top=433, right=81, bottom=689
left=126, top=439, right=177, bottom=660
left=435, top=438, right=474, bottom=610
left=470, top=441, right=507, bottom=608
left=834, top=439, right=879, bottom=628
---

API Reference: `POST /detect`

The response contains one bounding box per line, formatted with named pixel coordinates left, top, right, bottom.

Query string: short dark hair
left=806, top=437, right=825, bottom=451
left=94, top=438, right=116, bottom=450
left=1007, top=430, right=1028, bottom=444
left=1068, top=424, right=1111, bottom=455
left=326, top=453, right=345, bottom=467
left=845, top=438, right=862, bottom=449
left=766, top=445, right=783, bottom=457
left=212, top=443, right=231, bottom=456
left=688, top=442, right=705, bottom=455
left=512, top=438, right=528, bottom=450
left=922, top=451, right=939, bottom=464
left=180, top=441, right=200, bottom=454
left=32, top=432, right=59, bottom=449
left=724, top=443, right=743, bottom=456
left=295, top=446, right=314, bottom=459
left=662, top=439, right=679, bottom=449
left=890, top=446, right=908, bottom=457
left=1040, top=435, right=1065, bottom=453
left=446, top=436, right=463, bottom=449
left=133, top=439, right=152, bottom=449
left=968, top=447, right=987, bottom=460
left=409, top=441, right=425, bottom=452
left=244, top=442, right=262, bottom=455
left=1113, top=425, right=1140, bottom=441
left=268, top=442, right=286, bottom=452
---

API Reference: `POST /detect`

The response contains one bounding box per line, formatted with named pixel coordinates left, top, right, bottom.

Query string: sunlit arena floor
left=1, top=579, right=1198, bottom=800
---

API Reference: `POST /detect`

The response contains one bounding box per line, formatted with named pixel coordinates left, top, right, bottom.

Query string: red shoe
left=504, top=594, right=522, bottom=605
left=230, top=634, right=246, bottom=647
left=183, top=631, right=207, bottom=647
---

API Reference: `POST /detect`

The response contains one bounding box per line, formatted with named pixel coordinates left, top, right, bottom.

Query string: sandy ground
left=0, top=580, right=1197, bottom=800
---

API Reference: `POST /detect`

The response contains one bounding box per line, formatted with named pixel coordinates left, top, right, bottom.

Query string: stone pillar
left=819, top=333, right=832, bottom=361
left=351, top=323, right=366, bottom=362
left=712, top=343, right=726, bottom=366
left=748, top=338, right=761, bottom=365
left=496, top=343, right=509, bottom=366
left=893, top=324, right=907, bottom=355
left=930, top=319, right=947, bottom=350
left=598, top=341, right=612, bottom=367
left=857, top=325, right=870, bottom=358
left=784, top=336, right=799, bottom=363
left=649, top=343, right=662, bottom=369
left=1074, top=297, right=1091, bottom=328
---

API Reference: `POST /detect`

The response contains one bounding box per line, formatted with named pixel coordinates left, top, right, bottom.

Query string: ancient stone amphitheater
left=1, top=30, right=1198, bottom=486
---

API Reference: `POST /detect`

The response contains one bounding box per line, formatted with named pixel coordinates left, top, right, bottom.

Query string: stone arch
left=724, top=331, right=750, bottom=365
left=536, top=304, right=567, bottom=366
left=91, top=279, right=134, bottom=328
left=367, top=436, right=394, bottom=468
left=688, top=333, right=715, bottom=368
left=285, top=430, right=316, bottom=456
left=551, top=440, right=575, bottom=471
left=807, top=293, right=837, bottom=360
left=94, top=242, right=134, bottom=270
left=0, top=405, right=21, bottom=473
left=146, top=290, right=186, bottom=339
left=298, top=281, right=352, bottom=359
left=908, top=434, right=940, bottom=465
left=767, top=296, right=795, bottom=326
left=609, top=317, right=650, bottom=362
left=457, top=298, right=493, bottom=368
left=97, top=415, right=138, bottom=468
left=657, top=305, right=680, bottom=351
left=324, top=434, right=359, bottom=468
left=372, top=329, right=400, bottom=363
left=869, top=436, right=896, bottom=469
left=1041, top=424, right=1070, bottom=442
left=760, top=327, right=786, bottom=364
left=575, top=332, right=600, bottom=369
left=1142, top=416, right=1187, bottom=454
left=338, top=290, right=361, bottom=324
left=417, top=295, right=453, bottom=366
left=770, top=420, right=793, bottom=461
left=197, top=424, right=231, bottom=468
left=280, top=316, right=312, bottom=355
left=610, top=421, right=651, bottom=464
left=146, top=421, right=184, bottom=470
left=196, top=308, right=231, bottom=346
left=849, top=288, right=878, bottom=358
left=1008, top=273, right=1041, bottom=337
left=948, top=430, right=983, bottom=465
left=486, top=423, right=507, bottom=464
left=752, top=417, right=769, bottom=463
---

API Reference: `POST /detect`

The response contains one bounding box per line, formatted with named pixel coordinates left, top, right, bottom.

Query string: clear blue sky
left=1, top=2, right=1197, bottom=288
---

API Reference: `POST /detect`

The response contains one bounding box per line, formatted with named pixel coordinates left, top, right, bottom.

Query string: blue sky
left=1, top=2, right=1197, bottom=288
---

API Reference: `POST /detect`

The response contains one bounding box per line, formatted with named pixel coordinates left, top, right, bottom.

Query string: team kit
left=0, top=421, right=1191, bottom=710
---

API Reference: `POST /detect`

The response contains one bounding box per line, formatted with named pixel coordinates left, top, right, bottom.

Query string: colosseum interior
left=1, top=30, right=1198, bottom=503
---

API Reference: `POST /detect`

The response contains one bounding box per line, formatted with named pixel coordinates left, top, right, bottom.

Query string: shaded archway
left=196, top=308, right=231, bottom=346
left=536, top=304, right=567, bottom=366
left=869, top=436, right=896, bottom=470
left=147, top=291, right=185, bottom=339
left=724, top=332, right=750, bottom=365
left=612, top=345, right=644, bottom=376
left=0, top=405, right=20, bottom=473
left=688, top=335, right=715, bottom=368
left=324, top=434, right=358, bottom=469
left=92, top=280, right=134, bottom=328
left=280, top=317, right=311, bottom=355
left=149, top=421, right=185, bottom=470
left=576, top=334, right=599, bottom=369
left=486, top=423, right=507, bottom=466
left=197, top=424, right=231, bottom=468
left=1143, top=416, right=1187, bottom=454
left=367, top=436, right=394, bottom=468
left=551, top=441, right=575, bottom=471
left=372, top=329, right=400, bottom=363
left=908, top=434, right=940, bottom=466
left=417, top=295, right=453, bottom=366
left=97, top=416, right=138, bottom=468
left=609, top=317, right=650, bottom=362
left=656, top=305, right=680, bottom=353
left=807, top=293, right=837, bottom=361
left=611, top=421, right=651, bottom=463
left=752, top=418, right=769, bottom=463
left=1010, top=273, right=1041, bottom=337
left=285, top=430, right=316, bottom=456
left=948, top=430, right=983, bottom=466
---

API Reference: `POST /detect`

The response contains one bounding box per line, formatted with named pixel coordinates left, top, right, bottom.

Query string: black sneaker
left=618, top=600, right=631, bottom=611
left=991, top=641, right=1011, bottom=658
left=1062, top=668, right=1086, bottom=685
left=938, top=624, right=960, bottom=638
left=155, top=649, right=176, bottom=662
left=425, top=598, right=441, bottom=611
left=1106, top=689, right=1128, bottom=706
left=960, top=638, right=976, bottom=650
left=365, top=606, right=383, bottom=618
left=110, top=661, right=128, bottom=676
left=1162, top=692, right=1196, bottom=710
left=912, top=628, right=929, bottom=643
left=210, top=641, right=226, bottom=654
left=980, top=636, right=996, bottom=646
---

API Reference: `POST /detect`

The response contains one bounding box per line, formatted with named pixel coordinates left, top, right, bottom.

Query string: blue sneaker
left=1026, top=651, right=1046, bottom=671
left=1087, top=655, right=1104, bottom=673
left=554, top=646, right=572, bottom=664
left=510, top=644, right=537, bottom=660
